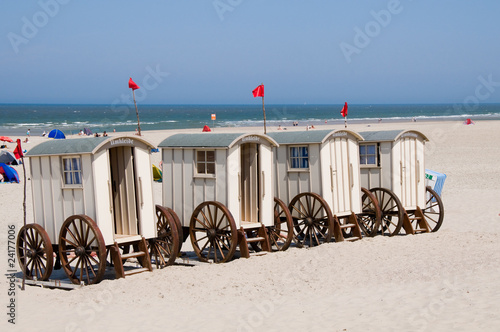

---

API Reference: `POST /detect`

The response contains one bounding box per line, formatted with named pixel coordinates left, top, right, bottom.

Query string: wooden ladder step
left=344, top=236, right=360, bottom=242
left=124, top=267, right=150, bottom=277
left=339, top=223, right=357, bottom=229
left=246, top=236, right=266, bottom=243
left=121, top=251, right=147, bottom=260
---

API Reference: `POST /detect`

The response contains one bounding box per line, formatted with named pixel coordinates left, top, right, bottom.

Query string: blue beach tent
left=48, top=129, right=66, bottom=139
left=0, top=163, right=20, bottom=183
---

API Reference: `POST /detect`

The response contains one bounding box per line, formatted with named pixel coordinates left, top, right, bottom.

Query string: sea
left=1, top=103, right=500, bottom=136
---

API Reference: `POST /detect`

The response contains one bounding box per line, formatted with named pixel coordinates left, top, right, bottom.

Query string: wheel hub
left=207, top=228, right=217, bottom=240
left=75, top=246, right=86, bottom=257
left=305, top=217, right=315, bottom=227
left=26, top=249, right=36, bottom=258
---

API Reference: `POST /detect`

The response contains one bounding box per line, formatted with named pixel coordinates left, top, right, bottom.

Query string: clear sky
left=1, top=1, right=500, bottom=105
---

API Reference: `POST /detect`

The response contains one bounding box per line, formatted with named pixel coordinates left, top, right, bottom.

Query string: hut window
left=196, top=150, right=215, bottom=175
left=359, top=144, right=378, bottom=166
left=62, top=157, right=82, bottom=185
left=289, top=146, right=309, bottom=169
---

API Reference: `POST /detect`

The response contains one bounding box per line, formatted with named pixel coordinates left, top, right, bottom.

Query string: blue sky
left=1, top=1, right=500, bottom=104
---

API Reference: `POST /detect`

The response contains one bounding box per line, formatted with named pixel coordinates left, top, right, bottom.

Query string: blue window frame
left=359, top=144, right=378, bottom=165
left=63, top=157, right=82, bottom=186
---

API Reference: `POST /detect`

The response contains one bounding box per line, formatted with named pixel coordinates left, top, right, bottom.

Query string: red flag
left=252, top=84, right=264, bottom=97
left=340, top=102, right=348, bottom=117
left=14, top=139, right=23, bottom=159
left=129, top=78, right=140, bottom=90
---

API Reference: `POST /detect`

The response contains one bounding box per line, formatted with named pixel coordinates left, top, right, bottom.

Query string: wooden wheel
left=149, top=205, right=180, bottom=269
left=421, top=187, right=445, bottom=232
left=370, top=188, right=404, bottom=236
left=58, top=215, right=106, bottom=285
left=17, top=224, right=53, bottom=281
left=271, top=197, right=294, bottom=251
left=248, top=197, right=294, bottom=252
left=189, top=201, right=238, bottom=263
left=357, top=188, right=382, bottom=237
left=288, top=192, right=333, bottom=247
left=165, top=207, right=183, bottom=246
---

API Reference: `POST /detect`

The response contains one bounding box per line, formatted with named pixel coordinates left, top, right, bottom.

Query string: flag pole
left=262, top=94, right=267, bottom=134
left=18, top=141, right=27, bottom=290
left=344, top=116, right=347, bottom=128
left=132, top=89, right=141, bottom=136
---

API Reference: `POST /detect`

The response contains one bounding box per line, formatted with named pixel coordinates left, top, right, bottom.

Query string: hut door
left=400, top=138, right=417, bottom=208
left=109, top=146, right=139, bottom=237
left=330, top=138, right=353, bottom=214
left=240, top=143, right=260, bottom=223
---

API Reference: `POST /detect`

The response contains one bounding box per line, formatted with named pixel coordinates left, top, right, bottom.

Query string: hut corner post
left=21, top=155, right=26, bottom=290
left=133, top=89, right=141, bottom=136
left=262, top=95, right=267, bottom=134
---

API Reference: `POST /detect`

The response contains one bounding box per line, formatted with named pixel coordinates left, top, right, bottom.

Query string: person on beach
left=103, top=131, right=108, bottom=137
left=27, top=129, right=30, bottom=136
left=278, top=125, right=282, bottom=130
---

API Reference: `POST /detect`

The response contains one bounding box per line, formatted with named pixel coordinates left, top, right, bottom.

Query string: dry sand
left=1, top=120, right=499, bottom=331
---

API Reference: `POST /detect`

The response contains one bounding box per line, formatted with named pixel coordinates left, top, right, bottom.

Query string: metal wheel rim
left=58, top=215, right=106, bottom=285
left=150, top=205, right=180, bottom=269
left=17, top=224, right=53, bottom=281
left=288, top=192, right=333, bottom=247
left=189, top=201, right=237, bottom=263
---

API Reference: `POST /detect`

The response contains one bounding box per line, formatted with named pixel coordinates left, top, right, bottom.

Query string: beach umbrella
left=0, top=136, right=13, bottom=143
left=48, top=129, right=66, bottom=139
left=83, top=127, right=92, bottom=136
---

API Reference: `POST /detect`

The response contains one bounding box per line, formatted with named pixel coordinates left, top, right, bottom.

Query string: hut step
left=120, top=251, right=147, bottom=260
left=238, top=225, right=271, bottom=258
left=246, top=236, right=266, bottom=243
left=333, top=213, right=363, bottom=242
left=110, top=237, right=153, bottom=279
left=124, top=267, right=150, bottom=276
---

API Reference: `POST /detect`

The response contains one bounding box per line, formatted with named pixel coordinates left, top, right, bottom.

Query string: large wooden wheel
left=369, top=187, right=404, bottom=236
left=149, top=205, right=180, bottom=269
left=58, top=215, right=107, bottom=285
left=189, top=201, right=238, bottom=263
left=357, top=188, right=382, bottom=237
left=288, top=192, right=334, bottom=247
left=414, top=186, right=445, bottom=232
left=165, top=207, right=184, bottom=246
left=249, top=197, right=294, bottom=252
left=17, top=224, right=53, bottom=281
left=271, top=197, right=294, bottom=251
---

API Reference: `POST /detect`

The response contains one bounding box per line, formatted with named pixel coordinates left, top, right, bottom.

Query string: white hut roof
left=267, top=129, right=363, bottom=145
left=26, top=135, right=156, bottom=157
left=158, top=133, right=278, bottom=149
left=358, top=130, right=429, bottom=142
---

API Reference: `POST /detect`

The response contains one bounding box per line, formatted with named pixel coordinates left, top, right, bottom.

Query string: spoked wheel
left=288, top=192, right=334, bottom=247
left=357, top=188, right=382, bottom=237
left=149, top=205, right=180, bottom=269
left=249, top=197, right=294, bottom=252
left=369, top=187, right=404, bottom=236
left=189, top=201, right=238, bottom=263
left=165, top=207, right=184, bottom=248
left=17, top=224, right=53, bottom=281
left=58, top=215, right=106, bottom=285
left=413, top=187, right=445, bottom=232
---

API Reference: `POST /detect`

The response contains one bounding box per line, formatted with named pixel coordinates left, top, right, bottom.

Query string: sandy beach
left=1, top=119, right=499, bottom=331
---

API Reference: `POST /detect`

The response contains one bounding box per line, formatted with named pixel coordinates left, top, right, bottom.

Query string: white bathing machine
left=268, top=129, right=381, bottom=246
left=358, top=130, right=444, bottom=235
left=159, top=133, right=293, bottom=263
left=17, top=135, right=169, bottom=285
